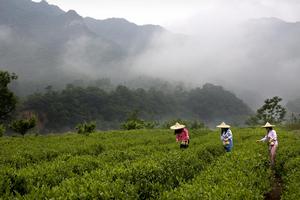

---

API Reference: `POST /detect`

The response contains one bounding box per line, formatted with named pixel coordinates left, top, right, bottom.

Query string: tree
left=162, top=119, right=205, bottom=129
left=121, top=110, right=156, bottom=130
left=10, top=116, right=37, bottom=136
left=76, top=121, right=96, bottom=136
left=0, top=124, right=5, bottom=137
left=245, top=115, right=259, bottom=126
left=23, top=82, right=251, bottom=132
left=0, top=71, right=18, bottom=122
left=247, top=96, right=286, bottom=125
left=186, top=84, right=252, bottom=122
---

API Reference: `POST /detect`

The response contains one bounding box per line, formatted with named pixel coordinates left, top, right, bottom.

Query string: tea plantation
left=0, top=128, right=299, bottom=199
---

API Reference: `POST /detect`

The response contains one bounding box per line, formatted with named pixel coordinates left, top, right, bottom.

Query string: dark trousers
left=180, top=144, right=189, bottom=149
left=180, top=140, right=189, bottom=149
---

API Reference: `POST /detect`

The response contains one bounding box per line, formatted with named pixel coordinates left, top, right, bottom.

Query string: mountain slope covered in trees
left=0, top=0, right=165, bottom=93
left=22, top=83, right=252, bottom=132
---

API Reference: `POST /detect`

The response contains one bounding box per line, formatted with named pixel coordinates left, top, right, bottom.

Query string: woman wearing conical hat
left=256, top=122, right=278, bottom=167
left=170, top=122, right=190, bottom=149
left=217, top=122, right=233, bottom=152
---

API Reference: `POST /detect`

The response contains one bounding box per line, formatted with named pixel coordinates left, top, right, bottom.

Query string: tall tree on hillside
left=0, top=70, right=18, bottom=122
left=246, top=96, right=286, bottom=125
left=257, top=96, right=286, bottom=123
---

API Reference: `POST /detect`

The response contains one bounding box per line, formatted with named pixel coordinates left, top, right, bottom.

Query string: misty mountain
left=241, top=17, right=300, bottom=64
left=229, top=18, right=300, bottom=107
left=84, top=17, right=164, bottom=54
left=129, top=17, right=300, bottom=109
left=286, top=98, right=300, bottom=114
left=1, top=0, right=300, bottom=109
left=0, top=0, right=165, bottom=93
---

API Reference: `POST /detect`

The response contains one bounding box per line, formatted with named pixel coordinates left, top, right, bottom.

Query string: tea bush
left=0, top=128, right=299, bottom=199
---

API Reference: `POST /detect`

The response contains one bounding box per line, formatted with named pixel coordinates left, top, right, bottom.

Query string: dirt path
left=264, top=171, right=282, bottom=200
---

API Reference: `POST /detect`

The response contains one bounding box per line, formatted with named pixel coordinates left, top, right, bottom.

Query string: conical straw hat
left=216, top=122, right=230, bottom=128
left=170, top=122, right=185, bottom=130
left=262, top=122, right=275, bottom=128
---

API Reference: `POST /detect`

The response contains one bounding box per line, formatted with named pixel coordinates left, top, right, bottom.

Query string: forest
left=20, top=82, right=252, bottom=132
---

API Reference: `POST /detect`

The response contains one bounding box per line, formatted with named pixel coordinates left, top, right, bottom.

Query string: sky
left=33, top=0, right=300, bottom=32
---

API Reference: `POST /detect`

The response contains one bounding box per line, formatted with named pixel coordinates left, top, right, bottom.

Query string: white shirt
left=220, top=129, right=233, bottom=141
left=260, top=130, right=278, bottom=146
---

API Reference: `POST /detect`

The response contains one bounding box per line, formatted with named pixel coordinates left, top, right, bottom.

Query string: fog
left=69, top=0, right=300, bottom=109
left=3, top=0, right=300, bottom=110
left=125, top=1, right=300, bottom=108
left=129, top=18, right=300, bottom=108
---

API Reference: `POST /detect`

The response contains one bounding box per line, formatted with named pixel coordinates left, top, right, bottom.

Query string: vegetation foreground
left=0, top=128, right=300, bottom=199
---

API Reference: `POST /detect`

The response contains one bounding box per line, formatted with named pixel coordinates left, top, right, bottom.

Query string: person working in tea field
left=217, top=122, right=233, bottom=152
left=256, top=122, right=278, bottom=167
left=170, top=122, right=190, bottom=149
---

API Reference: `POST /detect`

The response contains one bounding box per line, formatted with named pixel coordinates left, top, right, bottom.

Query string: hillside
left=1, top=1, right=300, bottom=108
left=0, top=0, right=165, bottom=89
left=22, top=83, right=252, bottom=132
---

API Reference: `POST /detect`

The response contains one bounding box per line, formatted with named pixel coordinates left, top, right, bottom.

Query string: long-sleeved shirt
left=176, top=128, right=189, bottom=142
left=260, top=130, right=278, bottom=146
left=220, top=129, right=233, bottom=142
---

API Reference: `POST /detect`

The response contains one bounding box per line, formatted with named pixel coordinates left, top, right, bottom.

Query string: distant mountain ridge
left=0, top=0, right=165, bottom=85
left=84, top=17, right=164, bottom=53
left=1, top=0, right=300, bottom=108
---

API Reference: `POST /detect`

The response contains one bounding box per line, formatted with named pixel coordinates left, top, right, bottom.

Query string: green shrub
left=0, top=124, right=5, bottom=137
left=162, top=119, right=205, bottom=129
left=2, top=128, right=300, bottom=199
left=10, top=116, right=36, bottom=136
left=285, top=122, right=300, bottom=130
left=281, top=157, right=300, bottom=200
left=121, top=119, right=157, bottom=130
left=161, top=141, right=271, bottom=199
left=275, top=132, right=300, bottom=199
left=121, top=120, right=144, bottom=130
left=75, top=122, right=96, bottom=136
left=189, top=120, right=205, bottom=129
left=121, top=110, right=157, bottom=130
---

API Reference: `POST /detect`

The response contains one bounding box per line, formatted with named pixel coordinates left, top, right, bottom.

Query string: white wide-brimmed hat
left=262, top=122, right=275, bottom=128
left=216, top=122, right=231, bottom=128
left=170, top=122, right=185, bottom=130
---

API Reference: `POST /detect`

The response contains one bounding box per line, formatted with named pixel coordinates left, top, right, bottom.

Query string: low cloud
left=129, top=17, right=300, bottom=108
left=0, top=25, right=13, bottom=43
